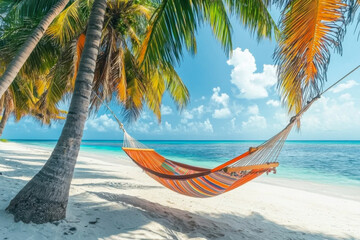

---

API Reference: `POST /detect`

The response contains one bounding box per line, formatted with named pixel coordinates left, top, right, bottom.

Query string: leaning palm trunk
left=0, top=0, right=70, bottom=98
left=6, top=0, right=107, bottom=224
left=0, top=107, right=10, bottom=137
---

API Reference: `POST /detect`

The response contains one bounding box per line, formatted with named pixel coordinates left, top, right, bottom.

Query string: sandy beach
left=0, top=141, right=359, bottom=240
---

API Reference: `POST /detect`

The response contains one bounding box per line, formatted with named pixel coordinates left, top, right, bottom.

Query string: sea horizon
left=7, top=139, right=360, bottom=142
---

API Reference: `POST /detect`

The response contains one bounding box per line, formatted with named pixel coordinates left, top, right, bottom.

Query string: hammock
left=96, top=65, right=360, bottom=198
left=120, top=98, right=315, bottom=198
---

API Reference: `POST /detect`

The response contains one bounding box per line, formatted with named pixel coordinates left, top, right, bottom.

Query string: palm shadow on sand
left=84, top=191, right=350, bottom=240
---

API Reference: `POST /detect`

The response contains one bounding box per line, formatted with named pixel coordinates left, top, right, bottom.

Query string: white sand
left=0, top=142, right=359, bottom=240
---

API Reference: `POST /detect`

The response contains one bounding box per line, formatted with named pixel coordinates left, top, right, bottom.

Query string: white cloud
left=86, top=114, right=119, bottom=132
left=211, top=87, right=232, bottom=119
left=301, top=95, right=360, bottom=132
left=247, top=105, right=260, bottom=115
left=231, top=102, right=244, bottom=116
left=330, top=80, right=359, bottom=93
left=130, top=120, right=151, bottom=133
left=242, top=115, right=267, bottom=129
left=211, top=87, right=229, bottom=106
left=242, top=104, right=267, bottom=130
left=164, top=121, right=172, bottom=131
left=180, top=110, right=194, bottom=123
left=227, top=48, right=277, bottom=99
left=213, top=108, right=231, bottom=119
left=166, top=118, right=214, bottom=134
left=192, top=105, right=204, bottom=116
left=271, top=111, right=289, bottom=130
left=186, top=118, right=213, bottom=133
left=137, top=123, right=151, bottom=133
left=266, top=99, right=280, bottom=107
left=161, top=105, right=173, bottom=115
left=180, top=105, right=206, bottom=123
left=339, top=93, right=352, bottom=101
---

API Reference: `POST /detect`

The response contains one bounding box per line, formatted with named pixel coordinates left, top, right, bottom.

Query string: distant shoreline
left=6, top=139, right=360, bottom=142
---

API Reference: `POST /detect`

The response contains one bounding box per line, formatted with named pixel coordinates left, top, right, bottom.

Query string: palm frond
left=161, top=65, right=189, bottom=110
left=274, top=0, right=347, bottom=116
left=0, top=18, right=59, bottom=77
left=37, top=40, right=77, bottom=115
left=46, top=0, right=91, bottom=45
left=72, top=33, right=86, bottom=88
left=144, top=71, right=166, bottom=121
left=225, top=0, right=279, bottom=40
left=9, top=77, right=33, bottom=120
left=138, top=0, right=232, bottom=73
left=122, top=48, right=146, bottom=122
left=1, top=0, right=60, bottom=18
left=199, top=0, right=233, bottom=52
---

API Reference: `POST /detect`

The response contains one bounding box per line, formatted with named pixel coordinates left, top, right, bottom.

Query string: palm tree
left=0, top=0, right=70, bottom=98
left=6, top=0, right=107, bottom=223
left=6, top=0, right=278, bottom=224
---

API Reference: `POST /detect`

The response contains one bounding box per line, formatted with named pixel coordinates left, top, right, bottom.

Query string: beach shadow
left=0, top=152, right=129, bottom=182
left=73, top=167, right=131, bottom=181
left=0, top=159, right=43, bottom=179
left=74, top=181, right=162, bottom=190
left=86, top=192, right=349, bottom=240
left=0, top=149, right=50, bottom=159
left=0, top=149, right=48, bottom=176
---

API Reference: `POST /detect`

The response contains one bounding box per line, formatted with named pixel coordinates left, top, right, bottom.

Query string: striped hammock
left=121, top=98, right=317, bottom=198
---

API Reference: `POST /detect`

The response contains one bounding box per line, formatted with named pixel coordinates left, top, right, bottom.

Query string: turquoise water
left=12, top=140, right=360, bottom=187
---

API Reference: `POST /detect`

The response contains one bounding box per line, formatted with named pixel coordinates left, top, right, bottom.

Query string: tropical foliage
left=0, top=3, right=67, bottom=134
left=0, top=72, right=66, bottom=136
left=1, top=0, right=280, bottom=126
left=274, top=0, right=357, bottom=118
left=0, top=0, right=70, bottom=98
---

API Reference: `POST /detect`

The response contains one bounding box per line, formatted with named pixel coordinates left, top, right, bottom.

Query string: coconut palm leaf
left=161, top=65, right=189, bottom=110
left=138, top=0, right=232, bottom=73
left=46, top=0, right=91, bottom=45
left=225, top=0, right=279, bottom=40
left=274, top=0, right=347, bottom=116
left=0, top=0, right=60, bottom=18
left=0, top=17, right=59, bottom=77
left=36, top=40, right=77, bottom=115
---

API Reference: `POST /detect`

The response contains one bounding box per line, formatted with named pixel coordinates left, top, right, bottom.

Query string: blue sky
left=3, top=16, right=360, bottom=140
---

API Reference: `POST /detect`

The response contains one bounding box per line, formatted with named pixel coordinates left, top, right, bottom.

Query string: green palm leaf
left=138, top=0, right=233, bottom=73
left=225, top=0, right=279, bottom=40
left=47, top=0, right=91, bottom=45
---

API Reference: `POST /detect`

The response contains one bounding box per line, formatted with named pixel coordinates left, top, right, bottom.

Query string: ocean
left=11, top=140, right=360, bottom=187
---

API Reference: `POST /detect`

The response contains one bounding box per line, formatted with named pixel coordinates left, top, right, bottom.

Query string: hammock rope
left=92, top=64, right=360, bottom=198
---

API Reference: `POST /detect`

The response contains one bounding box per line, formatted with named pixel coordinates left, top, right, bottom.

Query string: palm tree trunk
left=0, top=0, right=70, bottom=99
left=0, top=107, right=10, bottom=137
left=6, top=0, right=107, bottom=224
